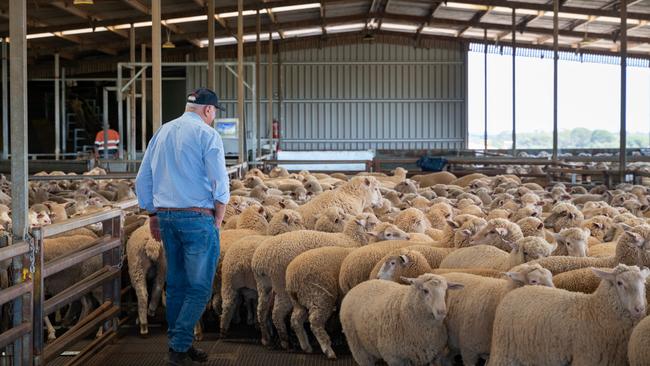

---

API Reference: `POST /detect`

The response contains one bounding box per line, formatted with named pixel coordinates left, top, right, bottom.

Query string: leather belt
left=157, top=207, right=215, bottom=216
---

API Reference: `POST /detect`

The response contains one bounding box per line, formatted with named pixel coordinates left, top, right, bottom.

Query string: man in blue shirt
left=136, top=88, right=229, bottom=366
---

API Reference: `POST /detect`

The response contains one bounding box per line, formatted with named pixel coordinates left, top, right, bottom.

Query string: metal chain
left=24, top=232, right=36, bottom=274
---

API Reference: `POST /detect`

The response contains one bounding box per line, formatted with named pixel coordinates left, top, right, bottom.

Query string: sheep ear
left=367, top=231, right=378, bottom=238
left=618, top=223, right=633, bottom=231
left=536, top=222, right=544, bottom=230
left=591, top=267, right=617, bottom=282
left=460, top=229, right=472, bottom=237
left=624, top=231, right=645, bottom=248
left=364, top=178, right=371, bottom=186
left=641, top=267, right=650, bottom=279
left=447, top=219, right=461, bottom=229
left=506, top=240, right=519, bottom=252
left=258, top=206, right=265, bottom=214
left=593, top=222, right=603, bottom=230
left=582, top=228, right=591, bottom=237
left=447, top=282, right=464, bottom=290
left=398, top=255, right=409, bottom=264
left=494, top=227, right=508, bottom=237
left=279, top=201, right=286, bottom=209
left=548, top=242, right=558, bottom=253
left=400, top=276, right=417, bottom=286
left=568, top=212, right=576, bottom=220
left=282, top=214, right=290, bottom=224
left=505, top=271, right=527, bottom=285
left=354, top=219, right=365, bottom=227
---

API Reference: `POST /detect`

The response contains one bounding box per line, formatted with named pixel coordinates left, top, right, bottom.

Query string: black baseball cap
left=187, top=88, right=226, bottom=111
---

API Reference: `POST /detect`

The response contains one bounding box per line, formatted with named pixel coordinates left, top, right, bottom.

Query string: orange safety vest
left=95, top=129, right=120, bottom=151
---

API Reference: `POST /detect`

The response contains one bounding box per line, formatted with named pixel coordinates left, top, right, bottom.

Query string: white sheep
left=393, top=208, right=432, bottom=234
left=340, top=273, right=463, bottom=366
left=440, top=236, right=556, bottom=271
left=551, top=227, right=590, bottom=257
left=338, top=241, right=451, bottom=295
left=469, top=218, right=524, bottom=252
left=441, top=264, right=554, bottom=365
left=628, top=315, right=650, bottom=366
left=126, top=221, right=166, bottom=337
left=297, top=176, right=382, bottom=229
left=489, top=264, right=649, bottom=366
left=285, top=246, right=355, bottom=359
left=529, top=224, right=650, bottom=275
left=218, top=209, right=305, bottom=336
left=251, top=213, right=379, bottom=347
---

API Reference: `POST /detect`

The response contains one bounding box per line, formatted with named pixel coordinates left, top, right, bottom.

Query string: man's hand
left=214, top=202, right=226, bottom=230
left=149, top=215, right=162, bottom=242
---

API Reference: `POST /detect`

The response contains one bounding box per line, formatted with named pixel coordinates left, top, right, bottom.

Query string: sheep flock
left=7, top=164, right=650, bottom=365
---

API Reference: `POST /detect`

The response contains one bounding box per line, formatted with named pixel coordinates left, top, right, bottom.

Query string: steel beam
left=9, top=1, right=29, bottom=363
left=208, top=0, right=215, bottom=90
left=152, top=0, right=162, bottom=132
left=1, top=38, right=7, bottom=160
left=55, top=53, right=60, bottom=160
left=141, top=44, right=147, bottom=151
left=61, top=67, right=66, bottom=154
left=553, top=0, right=559, bottom=161
left=256, top=10, right=262, bottom=159
left=130, top=24, right=137, bottom=160
left=237, top=0, right=246, bottom=164
left=117, top=63, right=124, bottom=159
left=620, top=0, right=628, bottom=182
left=483, top=28, right=487, bottom=153
left=103, top=88, right=109, bottom=160
left=267, top=34, right=273, bottom=151
left=511, top=8, right=516, bottom=156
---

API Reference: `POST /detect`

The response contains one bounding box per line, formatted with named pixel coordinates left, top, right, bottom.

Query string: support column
left=103, top=88, right=109, bottom=161
left=552, top=0, right=559, bottom=161
left=267, top=33, right=273, bottom=152
left=278, top=42, right=283, bottom=152
left=512, top=8, right=517, bottom=158
left=208, top=0, right=215, bottom=90
left=256, top=10, right=261, bottom=159
left=61, top=67, right=66, bottom=154
left=9, top=0, right=28, bottom=240
left=483, top=29, right=488, bottom=154
left=152, top=0, right=162, bottom=132
left=117, top=62, right=123, bottom=159
left=620, top=0, right=628, bottom=182
left=129, top=24, right=137, bottom=160
left=237, top=0, right=246, bottom=164
left=1, top=38, right=6, bottom=160
left=9, top=1, right=29, bottom=362
left=141, top=44, right=147, bottom=151
left=54, top=53, right=60, bottom=160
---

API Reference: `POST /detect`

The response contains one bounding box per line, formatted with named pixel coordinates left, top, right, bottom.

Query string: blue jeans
left=158, top=210, right=219, bottom=353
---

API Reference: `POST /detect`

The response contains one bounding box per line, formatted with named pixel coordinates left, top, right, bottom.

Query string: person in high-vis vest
left=94, top=129, right=120, bottom=158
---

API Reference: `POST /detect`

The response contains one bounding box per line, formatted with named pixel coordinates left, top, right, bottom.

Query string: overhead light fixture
left=363, top=33, right=375, bottom=42
left=73, top=0, right=94, bottom=4
left=162, top=29, right=175, bottom=48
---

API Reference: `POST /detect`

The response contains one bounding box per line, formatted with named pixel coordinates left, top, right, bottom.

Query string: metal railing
left=262, top=159, right=374, bottom=173
left=0, top=234, right=33, bottom=366
left=29, top=208, right=124, bottom=366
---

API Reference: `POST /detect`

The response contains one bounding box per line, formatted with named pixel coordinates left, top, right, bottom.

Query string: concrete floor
left=50, top=322, right=358, bottom=366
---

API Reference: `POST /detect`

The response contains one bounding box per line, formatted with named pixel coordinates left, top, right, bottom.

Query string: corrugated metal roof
left=4, top=0, right=650, bottom=66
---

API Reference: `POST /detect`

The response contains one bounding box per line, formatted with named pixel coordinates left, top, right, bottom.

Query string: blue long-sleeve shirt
left=135, top=111, right=230, bottom=212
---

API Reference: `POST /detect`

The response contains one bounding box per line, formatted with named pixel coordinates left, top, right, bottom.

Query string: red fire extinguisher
left=272, top=119, right=280, bottom=139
